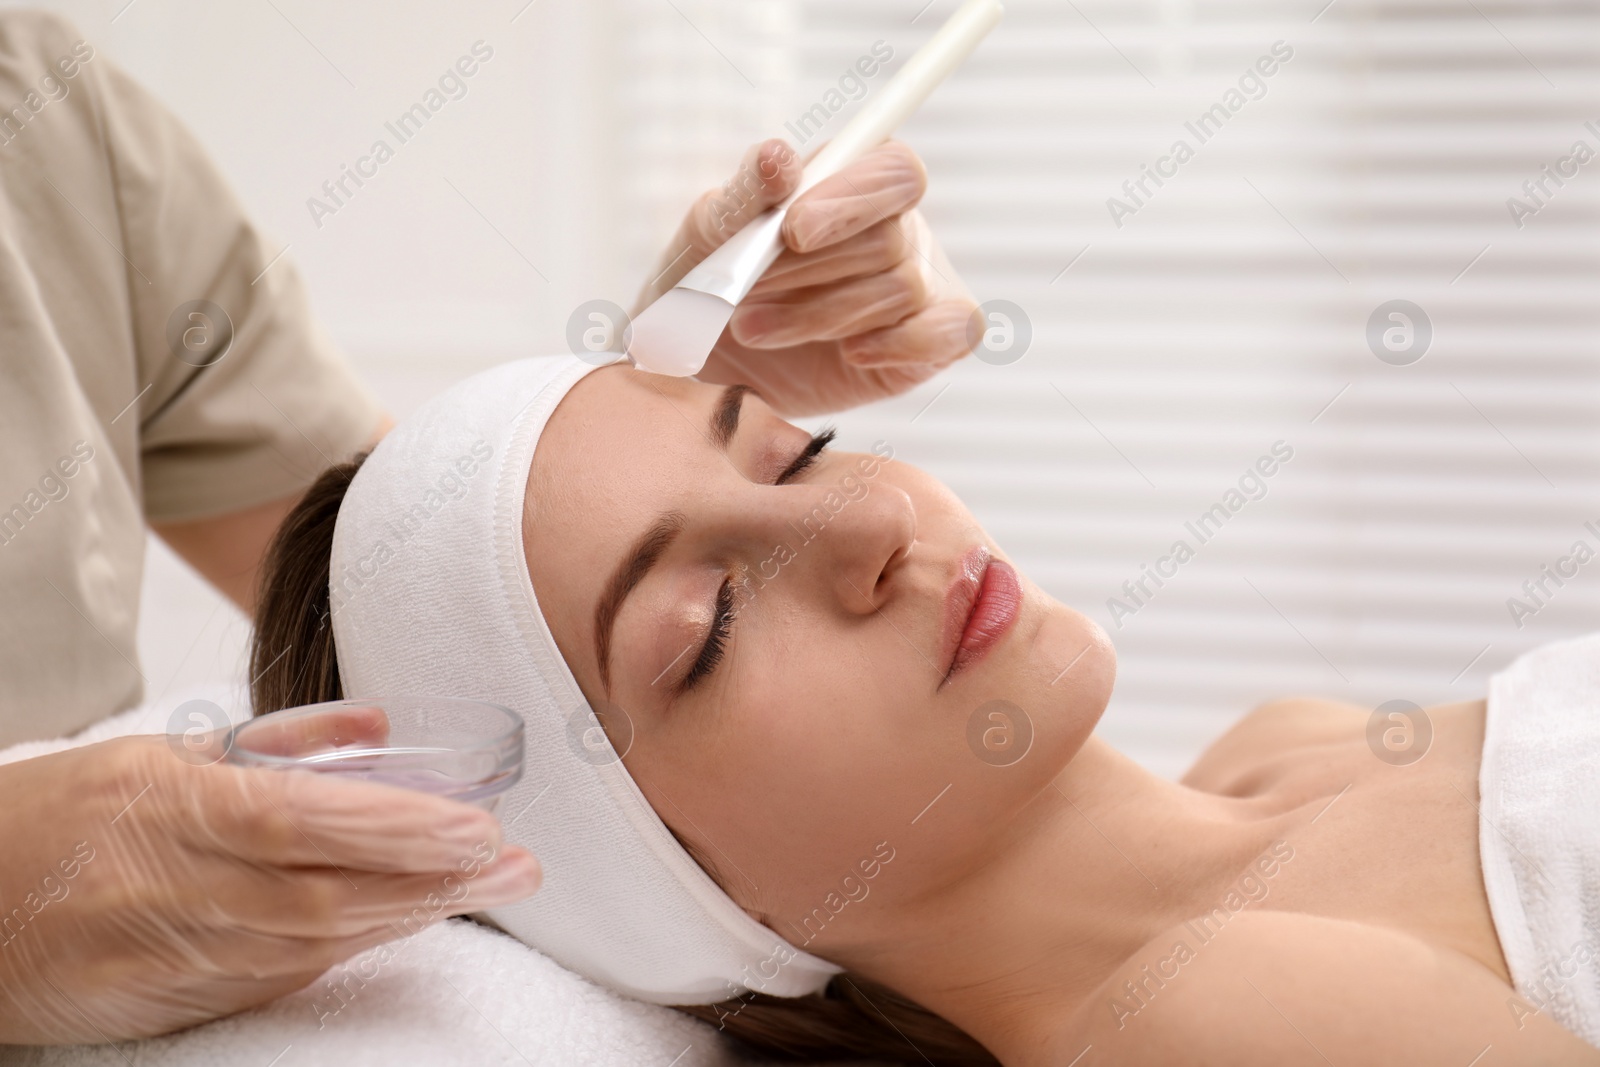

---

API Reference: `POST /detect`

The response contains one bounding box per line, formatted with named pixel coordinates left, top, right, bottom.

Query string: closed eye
left=678, top=427, right=836, bottom=693
left=680, top=577, right=736, bottom=692
left=775, top=428, right=835, bottom=485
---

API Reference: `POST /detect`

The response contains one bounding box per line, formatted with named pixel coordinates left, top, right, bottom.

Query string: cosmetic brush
left=626, top=0, right=1005, bottom=377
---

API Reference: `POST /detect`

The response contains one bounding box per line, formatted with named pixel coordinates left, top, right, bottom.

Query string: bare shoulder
left=1055, top=911, right=1599, bottom=1066
left=1181, top=696, right=1366, bottom=791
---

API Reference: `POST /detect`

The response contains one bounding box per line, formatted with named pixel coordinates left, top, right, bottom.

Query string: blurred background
left=36, top=0, right=1600, bottom=778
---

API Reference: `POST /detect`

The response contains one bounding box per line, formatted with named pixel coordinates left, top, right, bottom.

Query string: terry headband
left=328, top=354, right=843, bottom=1005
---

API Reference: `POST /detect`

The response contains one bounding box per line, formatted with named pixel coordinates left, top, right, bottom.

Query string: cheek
left=642, top=629, right=944, bottom=911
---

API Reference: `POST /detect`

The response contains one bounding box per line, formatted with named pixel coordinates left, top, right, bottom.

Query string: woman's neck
left=837, top=736, right=1300, bottom=1066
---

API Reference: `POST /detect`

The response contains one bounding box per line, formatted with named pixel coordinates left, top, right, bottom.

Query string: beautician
left=0, top=13, right=977, bottom=1044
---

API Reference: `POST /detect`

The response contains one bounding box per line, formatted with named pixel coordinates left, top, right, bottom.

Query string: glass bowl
left=227, top=697, right=524, bottom=813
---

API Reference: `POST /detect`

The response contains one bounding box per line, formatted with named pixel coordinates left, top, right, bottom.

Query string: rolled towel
left=1480, top=631, right=1600, bottom=1046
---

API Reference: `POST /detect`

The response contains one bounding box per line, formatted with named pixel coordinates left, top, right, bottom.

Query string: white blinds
left=615, top=0, right=1600, bottom=777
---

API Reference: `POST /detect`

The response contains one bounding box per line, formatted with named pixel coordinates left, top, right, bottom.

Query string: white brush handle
left=674, top=0, right=1004, bottom=306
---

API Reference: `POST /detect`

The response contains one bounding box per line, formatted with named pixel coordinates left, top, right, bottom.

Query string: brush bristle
left=626, top=289, right=735, bottom=377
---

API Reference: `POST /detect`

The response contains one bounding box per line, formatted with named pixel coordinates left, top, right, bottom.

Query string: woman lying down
left=249, top=354, right=1600, bottom=1067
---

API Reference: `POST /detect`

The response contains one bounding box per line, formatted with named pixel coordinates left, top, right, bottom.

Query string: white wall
left=52, top=0, right=627, bottom=365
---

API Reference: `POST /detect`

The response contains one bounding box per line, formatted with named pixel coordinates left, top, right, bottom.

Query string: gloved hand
left=0, top=734, right=542, bottom=1043
left=633, top=138, right=979, bottom=417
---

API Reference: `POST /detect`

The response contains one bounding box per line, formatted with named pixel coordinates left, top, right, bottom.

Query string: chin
left=1019, top=573, right=1116, bottom=690
left=957, top=583, right=1115, bottom=778
left=1064, top=612, right=1117, bottom=711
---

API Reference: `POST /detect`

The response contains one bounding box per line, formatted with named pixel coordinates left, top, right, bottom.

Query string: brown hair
left=250, top=456, right=999, bottom=1067
left=249, top=455, right=365, bottom=716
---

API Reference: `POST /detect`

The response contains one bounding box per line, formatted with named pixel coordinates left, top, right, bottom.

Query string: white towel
left=1480, top=632, right=1600, bottom=1047
left=0, top=689, right=882, bottom=1066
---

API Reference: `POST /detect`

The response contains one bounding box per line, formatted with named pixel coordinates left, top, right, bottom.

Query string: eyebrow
left=710, top=384, right=753, bottom=450
left=593, top=384, right=752, bottom=691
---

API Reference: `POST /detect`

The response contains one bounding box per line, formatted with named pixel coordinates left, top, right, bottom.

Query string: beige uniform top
left=0, top=13, right=381, bottom=747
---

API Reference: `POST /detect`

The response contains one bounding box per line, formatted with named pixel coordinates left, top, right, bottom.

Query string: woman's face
left=525, top=366, right=1114, bottom=956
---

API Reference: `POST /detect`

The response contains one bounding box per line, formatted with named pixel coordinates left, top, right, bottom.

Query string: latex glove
left=633, top=138, right=979, bottom=417
left=0, top=734, right=542, bottom=1043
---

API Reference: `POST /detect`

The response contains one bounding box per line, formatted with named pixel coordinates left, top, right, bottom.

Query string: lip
left=939, top=546, right=1022, bottom=684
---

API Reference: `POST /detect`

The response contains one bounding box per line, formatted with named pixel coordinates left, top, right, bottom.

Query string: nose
left=774, top=476, right=917, bottom=615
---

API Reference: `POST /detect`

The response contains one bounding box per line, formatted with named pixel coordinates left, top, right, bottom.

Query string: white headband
left=328, top=355, right=843, bottom=1005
